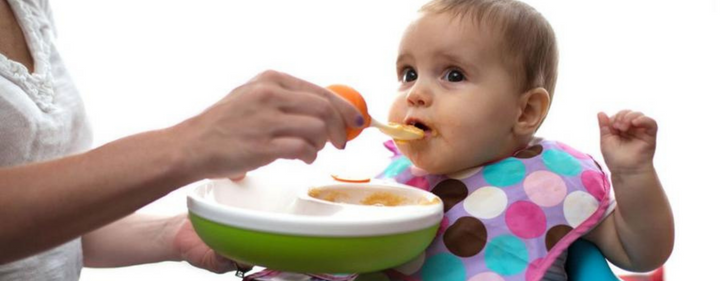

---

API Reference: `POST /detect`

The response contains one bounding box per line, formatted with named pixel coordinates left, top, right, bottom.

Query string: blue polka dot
left=542, top=149, right=582, bottom=176
left=382, top=157, right=412, bottom=178
left=485, top=235, right=529, bottom=276
left=421, top=253, right=466, bottom=281
left=483, top=158, right=526, bottom=187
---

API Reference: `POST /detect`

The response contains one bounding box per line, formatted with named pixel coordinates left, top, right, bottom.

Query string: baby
left=246, top=0, right=673, bottom=280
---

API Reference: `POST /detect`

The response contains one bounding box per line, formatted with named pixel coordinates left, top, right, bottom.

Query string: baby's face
left=389, top=13, right=523, bottom=175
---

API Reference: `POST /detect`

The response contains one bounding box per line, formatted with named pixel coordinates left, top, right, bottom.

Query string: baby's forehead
left=402, top=13, right=509, bottom=63
left=401, top=12, right=529, bottom=90
left=413, top=0, right=559, bottom=96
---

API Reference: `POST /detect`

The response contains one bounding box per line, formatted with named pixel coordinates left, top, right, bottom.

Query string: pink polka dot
left=524, top=171, right=567, bottom=207
left=410, top=165, right=429, bottom=176
left=557, top=142, right=590, bottom=159
left=469, top=272, right=505, bottom=281
left=525, top=258, right=544, bottom=281
left=436, top=216, right=450, bottom=238
left=506, top=201, right=547, bottom=239
left=581, top=170, right=608, bottom=201
left=407, top=176, right=429, bottom=191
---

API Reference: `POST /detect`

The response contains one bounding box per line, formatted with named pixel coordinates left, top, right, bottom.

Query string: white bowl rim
left=187, top=179, right=444, bottom=237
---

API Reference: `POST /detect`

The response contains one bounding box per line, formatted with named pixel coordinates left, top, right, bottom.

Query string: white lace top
left=0, top=0, right=92, bottom=280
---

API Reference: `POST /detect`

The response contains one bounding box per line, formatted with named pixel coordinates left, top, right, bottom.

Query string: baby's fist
left=597, top=110, right=658, bottom=174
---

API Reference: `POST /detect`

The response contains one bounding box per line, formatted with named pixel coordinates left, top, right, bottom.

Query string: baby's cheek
left=418, top=149, right=454, bottom=174
left=443, top=141, right=483, bottom=171
left=387, top=98, right=409, bottom=120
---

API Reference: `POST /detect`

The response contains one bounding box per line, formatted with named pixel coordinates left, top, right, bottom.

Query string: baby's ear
left=514, top=87, right=550, bottom=136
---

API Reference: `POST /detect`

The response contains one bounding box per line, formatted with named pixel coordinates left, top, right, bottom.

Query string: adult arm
left=81, top=213, right=250, bottom=273
left=0, top=70, right=364, bottom=264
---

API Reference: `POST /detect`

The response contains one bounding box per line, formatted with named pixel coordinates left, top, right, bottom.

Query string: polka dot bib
left=379, top=139, right=612, bottom=281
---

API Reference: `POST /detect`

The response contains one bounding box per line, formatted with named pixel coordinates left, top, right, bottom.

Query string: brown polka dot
left=443, top=216, right=487, bottom=257
left=545, top=224, right=573, bottom=251
left=432, top=179, right=469, bottom=212
left=514, top=145, right=543, bottom=159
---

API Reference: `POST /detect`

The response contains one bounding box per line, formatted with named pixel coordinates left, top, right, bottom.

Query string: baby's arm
left=583, top=110, right=674, bottom=272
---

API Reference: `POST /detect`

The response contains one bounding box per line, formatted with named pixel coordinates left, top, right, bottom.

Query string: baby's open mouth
left=406, top=119, right=437, bottom=138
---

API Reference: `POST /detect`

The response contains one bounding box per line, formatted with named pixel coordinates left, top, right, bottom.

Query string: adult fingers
left=254, top=70, right=366, bottom=129
left=229, top=173, right=246, bottom=182
left=209, top=253, right=237, bottom=273
left=269, top=114, right=329, bottom=151
left=233, top=261, right=255, bottom=275
left=265, top=137, right=320, bottom=164
left=268, top=87, right=348, bottom=149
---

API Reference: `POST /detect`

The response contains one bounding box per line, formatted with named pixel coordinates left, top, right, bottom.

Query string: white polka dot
left=464, top=186, right=508, bottom=219
left=447, top=166, right=483, bottom=179
left=393, top=252, right=425, bottom=275
left=563, top=191, right=599, bottom=227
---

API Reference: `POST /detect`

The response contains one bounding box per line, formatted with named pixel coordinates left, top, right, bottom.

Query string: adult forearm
left=82, top=213, right=183, bottom=267
left=611, top=167, right=674, bottom=270
left=0, top=71, right=364, bottom=265
left=0, top=127, right=197, bottom=264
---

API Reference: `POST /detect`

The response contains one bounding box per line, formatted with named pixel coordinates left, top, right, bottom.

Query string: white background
left=49, top=0, right=719, bottom=280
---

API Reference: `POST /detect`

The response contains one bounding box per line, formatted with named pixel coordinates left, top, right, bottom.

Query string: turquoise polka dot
left=421, top=253, right=466, bottom=281
left=542, top=149, right=582, bottom=176
left=485, top=235, right=529, bottom=276
left=483, top=158, right=526, bottom=187
left=382, top=157, right=412, bottom=178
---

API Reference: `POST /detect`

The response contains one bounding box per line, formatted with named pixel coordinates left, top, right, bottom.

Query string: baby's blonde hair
left=421, top=0, right=558, bottom=99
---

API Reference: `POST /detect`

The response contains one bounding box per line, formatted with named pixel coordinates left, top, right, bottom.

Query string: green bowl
left=187, top=177, right=442, bottom=273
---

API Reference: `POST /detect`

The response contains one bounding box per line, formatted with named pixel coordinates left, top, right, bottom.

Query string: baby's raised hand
left=597, top=110, right=657, bottom=175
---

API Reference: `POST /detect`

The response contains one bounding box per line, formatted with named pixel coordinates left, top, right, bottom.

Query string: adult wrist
left=163, top=213, right=187, bottom=262
left=159, top=119, right=207, bottom=184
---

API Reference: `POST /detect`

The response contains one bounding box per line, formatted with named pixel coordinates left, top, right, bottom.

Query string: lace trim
left=0, top=0, right=55, bottom=112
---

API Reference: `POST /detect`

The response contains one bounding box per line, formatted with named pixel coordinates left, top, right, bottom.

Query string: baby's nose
left=406, top=87, right=432, bottom=107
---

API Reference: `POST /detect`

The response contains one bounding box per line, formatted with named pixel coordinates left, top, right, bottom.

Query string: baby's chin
left=405, top=151, right=485, bottom=176
left=406, top=157, right=459, bottom=176
left=397, top=143, right=450, bottom=175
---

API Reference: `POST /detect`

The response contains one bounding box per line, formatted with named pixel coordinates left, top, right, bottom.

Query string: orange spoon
left=327, top=84, right=424, bottom=141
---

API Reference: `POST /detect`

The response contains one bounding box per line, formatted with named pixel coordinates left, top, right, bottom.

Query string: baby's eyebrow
left=396, top=53, right=413, bottom=65
left=434, top=52, right=478, bottom=72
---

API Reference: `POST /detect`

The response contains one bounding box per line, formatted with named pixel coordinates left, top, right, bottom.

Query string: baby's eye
left=402, top=68, right=418, bottom=83
left=443, top=69, right=465, bottom=82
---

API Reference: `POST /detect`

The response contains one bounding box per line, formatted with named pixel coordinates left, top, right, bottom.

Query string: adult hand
left=173, top=70, right=365, bottom=180
left=171, top=214, right=253, bottom=274
left=597, top=110, right=657, bottom=174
